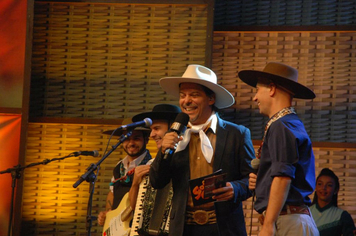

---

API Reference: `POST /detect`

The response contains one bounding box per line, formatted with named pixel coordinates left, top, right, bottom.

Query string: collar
left=210, top=113, right=217, bottom=133
left=315, top=201, right=335, bottom=213
left=121, top=150, right=148, bottom=172
left=188, top=112, right=217, bottom=134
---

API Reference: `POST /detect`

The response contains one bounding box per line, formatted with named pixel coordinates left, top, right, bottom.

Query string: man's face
left=122, top=130, right=147, bottom=158
left=179, top=83, right=215, bottom=125
left=150, top=120, right=169, bottom=149
left=253, top=82, right=272, bottom=117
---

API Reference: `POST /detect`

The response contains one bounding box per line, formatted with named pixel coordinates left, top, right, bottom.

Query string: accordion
left=130, top=176, right=173, bottom=236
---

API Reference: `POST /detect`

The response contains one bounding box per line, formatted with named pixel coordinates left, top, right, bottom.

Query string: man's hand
left=132, top=165, right=150, bottom=187
left=259, top=223, right=276, bottom=236
left=212, top=182, right=234, bottom=201
left=160, top=132, right=182, bottom=154
left=98, top=210, right=109, bottom=226
left=249, top=173, right=257, bottom=190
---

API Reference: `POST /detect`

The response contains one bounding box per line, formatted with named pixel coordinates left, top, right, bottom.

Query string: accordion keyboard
left=130, top=176, right=172, bottom=236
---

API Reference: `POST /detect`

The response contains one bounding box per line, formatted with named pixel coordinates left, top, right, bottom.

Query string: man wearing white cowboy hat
left=149, top=64, right=255, bottom=236
left=239, top=62, right=319, bottom=236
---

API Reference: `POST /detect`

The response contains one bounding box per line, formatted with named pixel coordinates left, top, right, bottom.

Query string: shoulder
left=218, top=118, right=252, bottom=140
left=269, top=114, right=302, bottom=135
left=218, top=117, right=250, bottom=132
left=276, top=113, right=303, bottom=128
left=340, top=209, right=354, bottom=220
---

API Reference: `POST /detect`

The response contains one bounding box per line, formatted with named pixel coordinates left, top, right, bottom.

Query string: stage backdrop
left=0, top=115, right=22, bottom=235
left=0, top=0, right=26, bottom=108
left=0, top=0, right=27, bottom=234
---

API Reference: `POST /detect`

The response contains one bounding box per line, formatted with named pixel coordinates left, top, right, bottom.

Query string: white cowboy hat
left=238, top=62, right=315, bottom=99
left=159, top=64, right=235, bottom=109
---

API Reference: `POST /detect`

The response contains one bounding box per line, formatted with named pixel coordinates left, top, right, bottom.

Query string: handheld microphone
left=119, top=118, right=152, bottom=130
left=74, top=150, right=99, bottom=157
left=163, top=112, right=190, bottom=160
left=251, top=158, right=260, bottom=174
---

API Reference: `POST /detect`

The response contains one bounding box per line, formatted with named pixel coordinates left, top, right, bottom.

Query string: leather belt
left=280, top=205, right=310, bottom=216
left=258, top=205, right=310, bottom=225
left=186, top=209, right=217, bottom=225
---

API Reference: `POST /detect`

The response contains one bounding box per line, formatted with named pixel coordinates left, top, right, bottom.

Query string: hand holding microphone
left=249, top=158, right=260, bottom=191
left=251, top=158, right=260, bottom=174
left=162, top=112, right=190, bottom=160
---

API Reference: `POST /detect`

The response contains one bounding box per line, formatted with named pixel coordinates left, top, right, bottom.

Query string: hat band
left=276, top=84, right=295, bottom=96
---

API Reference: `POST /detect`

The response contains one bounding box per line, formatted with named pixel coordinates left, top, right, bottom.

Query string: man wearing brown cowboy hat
left=149, top=64, right=255, bottom=236
left=239, top=62, right=319, bottom=236
left=98, top=119, right=152, bottom=226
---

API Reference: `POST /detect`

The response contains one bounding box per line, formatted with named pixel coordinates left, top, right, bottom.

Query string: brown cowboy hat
left=238, top=62, right=315, bottom=99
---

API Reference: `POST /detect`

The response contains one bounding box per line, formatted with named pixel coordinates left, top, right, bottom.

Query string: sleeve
left=149, top=149, right=172, bottom=189
left=268, top=121, right=297, bottom=179
left=341, top=210, right=356, bottom=236
left=230, top=126, right=255, bottom=202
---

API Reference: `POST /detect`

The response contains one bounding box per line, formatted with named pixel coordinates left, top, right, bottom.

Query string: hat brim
left=103, top=127, right=150, bottom=137
left=132, top=111, right=179, bottom=122
left=238, top=70, right=315, bottom=99
left=159, top=77, right=235, bottom=109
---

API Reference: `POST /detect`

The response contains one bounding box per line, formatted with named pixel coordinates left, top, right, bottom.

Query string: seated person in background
left=310, top=168, right=356, bottom=236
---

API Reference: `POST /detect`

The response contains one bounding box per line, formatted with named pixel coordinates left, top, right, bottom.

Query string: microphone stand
left=72, top=131, right=132, bottom=236
left=0, top=153, right=79, bottom=236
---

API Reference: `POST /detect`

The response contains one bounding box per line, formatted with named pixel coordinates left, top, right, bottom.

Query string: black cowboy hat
left=132, top=104, right=181, bottom=122
left=102, top=117, right=150, bottom=136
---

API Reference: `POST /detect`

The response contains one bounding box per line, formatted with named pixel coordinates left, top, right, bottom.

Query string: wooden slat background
left=30, top=1, right=211, bottom=119
left=23, top=1, right=356, bottom=235
left=214, top=1, right=356, bottom=26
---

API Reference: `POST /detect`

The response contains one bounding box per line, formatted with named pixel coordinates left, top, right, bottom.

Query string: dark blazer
left=149, top=116, right=255, bottom=236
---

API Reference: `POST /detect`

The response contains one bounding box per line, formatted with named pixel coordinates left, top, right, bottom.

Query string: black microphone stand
left=72, top=131, right=132, bottom=236
left=0, top=153, right=79, bottom=236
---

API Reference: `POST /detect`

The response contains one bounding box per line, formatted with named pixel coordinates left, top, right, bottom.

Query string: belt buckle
left=193, top=210, right=209, bottom=225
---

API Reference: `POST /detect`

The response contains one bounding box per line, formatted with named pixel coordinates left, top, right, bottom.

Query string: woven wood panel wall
left=30, top=1, right=211, bottom=119
left=214, top=1, right=356, bottom=26
left=213, top=31, right=356, bottom=142
left=21, top=123, right=356, bottom=235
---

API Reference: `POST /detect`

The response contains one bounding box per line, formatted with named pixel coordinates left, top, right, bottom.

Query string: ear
left=208, top=94, right=216, bottom=106
left=269, top=83, right=277, bottom=97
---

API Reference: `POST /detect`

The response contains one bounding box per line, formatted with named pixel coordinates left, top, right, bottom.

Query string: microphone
left=163, top=112, right=190, bottom=160
left=74, top=150, right=99, bottom=157
left=119, top=118, right=152, bottom=131
left=251, top=158, right=260, bottom=174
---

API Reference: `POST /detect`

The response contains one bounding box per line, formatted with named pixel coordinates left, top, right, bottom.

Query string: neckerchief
left=175, top=113, right=216, bottom=163
left=110, top=151, right=151, bottom=186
